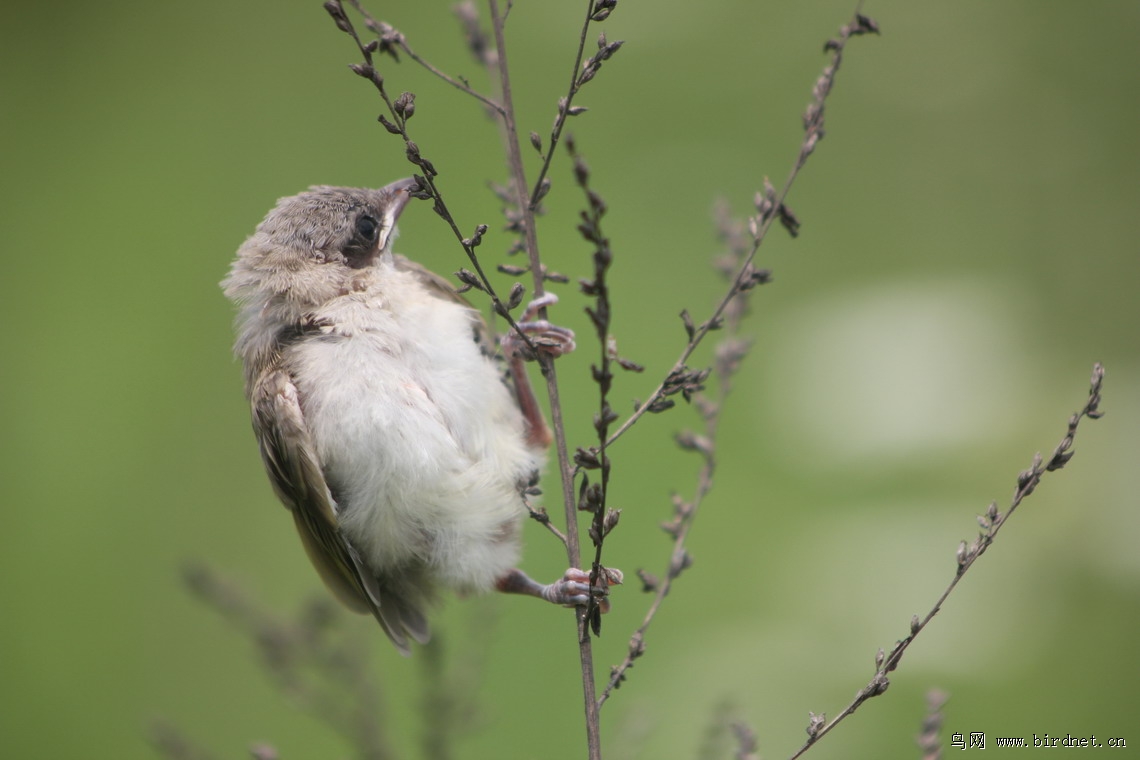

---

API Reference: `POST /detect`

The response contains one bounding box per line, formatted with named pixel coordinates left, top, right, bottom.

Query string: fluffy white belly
left=288, top=283, right=540, bottom=591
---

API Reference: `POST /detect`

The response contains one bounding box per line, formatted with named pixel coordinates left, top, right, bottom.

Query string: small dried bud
left=577, top=477, right=603, bottom=513
left=910, top=615, right=921, bottom=635
left=393, top=91, right=416, bottom=120
left=573, top=156, right=589, bottom=187
left=593, top=402, right=619, bottom=430
left=349, top=62, right=374, bottom=79
left=603, top=508, right=621, bottom=536
left=408, top=175, right=432, bottom=200
left=1017, top=455, right=1042, bottom=491
left=1046, top=448, right=1075, bottom=471
left=806, top=712, right=826, bottom=740
left=669, top=550, right=693, bottom=578
left=454, top=268, right=485, bottom=293
left=697, top=314, right=725, bottom=332
left=617, top=356, right=644, bottom=372
left=628, top=629, right=644, bottom=657
left=574, top=446, right=603, bottom=470
left=636, top=569, right=658, bottom=592
left=377, top=113, right=402, bottom=135
left=854, top=13, right=881, bottom=35
left=462, top=223, right=488, bottom=249
left=529, top=131, right=542, bottom=152
left=674, top=430, right=713, bottom=456
left=599, top=40, right=624, bottom=60
left=323, top=0, right=351, bottom=33
left=680, top=309, right=695, bottom=341
left=777, top=203, right=801, bottom=238
left=506, top=282, right=526, bottom=311
left=534, top=176, right=552, bottom=203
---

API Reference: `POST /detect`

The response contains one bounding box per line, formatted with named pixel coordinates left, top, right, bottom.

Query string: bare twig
left=596, top=7, right=875, bottom=709
left=483, top=2, right=600, bottom=757
left=529, top=1, right=621, bottom=210
left=604, top=10, right=879, bottom=449
left=524, top=492, right=570, bottom=546
left=787, top=363, right=1106, bottom=759
left=916, top=689, right=949, bottom=760
left=598, top=209, right=760, bottom=708
left=181, top=562, right=395, bottom=760
left=343, top=0, right=505, bottom=114
left=568, top=137, right=634, bottom=635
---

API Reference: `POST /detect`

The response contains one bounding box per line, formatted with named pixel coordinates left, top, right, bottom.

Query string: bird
left=222, top=178, right=612, bottom=654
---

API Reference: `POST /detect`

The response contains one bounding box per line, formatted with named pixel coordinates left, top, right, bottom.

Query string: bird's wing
left=250, top=364, right=428, bottom=654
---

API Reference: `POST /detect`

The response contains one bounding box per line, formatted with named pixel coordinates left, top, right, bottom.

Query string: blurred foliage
left=1, top=1, right=1137, bottom=759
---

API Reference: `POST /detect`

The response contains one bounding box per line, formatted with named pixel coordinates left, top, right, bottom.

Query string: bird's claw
left=541, top=567, right=623, bottom=613
left=502, top=294, right=576, bottom=361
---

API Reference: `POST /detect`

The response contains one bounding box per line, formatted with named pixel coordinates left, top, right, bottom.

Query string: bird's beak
left=382, top=177, right=419, bottom=217
left=377, top=177, right=421, bottom=251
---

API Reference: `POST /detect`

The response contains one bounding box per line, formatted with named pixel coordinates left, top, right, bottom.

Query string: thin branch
left=568, top=137, right=631, bottom=634
left=787, top=363, right=1106, bottom=759
left=343, top=0, right=505, bottom=115
left=598, top=210, right=759, bottom=708
left=524, top=493, right=570, bottom=546
left=181, top=562, right=395, bottom=760
left=485, top=2, right=599, bottom=758
left=605, top=11, right=879, bottom=449
left=528, top=1, right=621, bottom=210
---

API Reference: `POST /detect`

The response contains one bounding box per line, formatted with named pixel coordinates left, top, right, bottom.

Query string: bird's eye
left=355, top=214, right=379, bottom=241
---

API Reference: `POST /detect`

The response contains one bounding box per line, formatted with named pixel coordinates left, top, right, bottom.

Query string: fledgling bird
left=222, top=179, right=610, bottom=654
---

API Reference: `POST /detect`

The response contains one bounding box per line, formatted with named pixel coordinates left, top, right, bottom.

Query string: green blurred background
left=2, top=1, right=1137, bottom=758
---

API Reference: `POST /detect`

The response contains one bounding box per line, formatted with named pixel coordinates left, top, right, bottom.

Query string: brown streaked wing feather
left=250, top=365, right=418, bottom=654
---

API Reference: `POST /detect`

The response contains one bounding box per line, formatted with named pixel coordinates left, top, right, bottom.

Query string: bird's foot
left=502, top=294, right=576, bottom=361
left=497, top=566, right=623, bottom=613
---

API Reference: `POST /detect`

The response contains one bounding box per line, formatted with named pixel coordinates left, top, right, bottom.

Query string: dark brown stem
left=486, top=2, right=598, bottom=757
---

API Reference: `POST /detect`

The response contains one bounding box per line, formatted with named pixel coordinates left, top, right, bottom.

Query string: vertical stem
left=486, top=2, right=600, bottom=758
